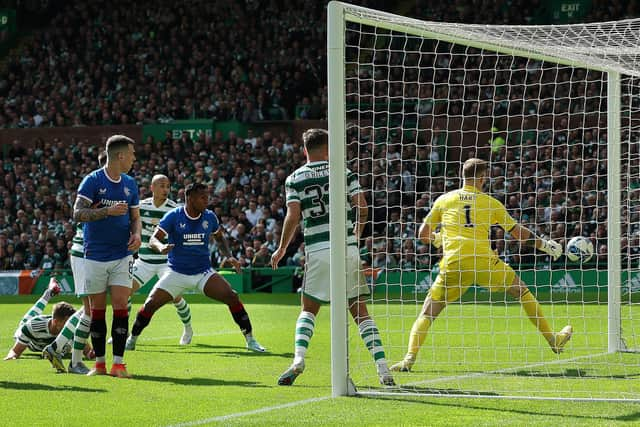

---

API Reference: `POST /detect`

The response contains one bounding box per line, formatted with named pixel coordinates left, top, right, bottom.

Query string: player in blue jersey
left=73, top=135, right=142, bottom=378
left=127, top=183, right=266, bottom=353
left=43, top=151, right=107, bottom=375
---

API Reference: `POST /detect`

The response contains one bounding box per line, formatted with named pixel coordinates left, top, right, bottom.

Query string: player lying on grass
left=391, top=158, right=572, bottom=372
left=5, top=278, right=93, bottom=364
left=270, top=128, right=395, bottom=387
left=127, top=182, right=266, bottom=353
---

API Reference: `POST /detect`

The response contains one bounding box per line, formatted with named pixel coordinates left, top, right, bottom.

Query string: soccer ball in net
left=565, top=236, right=594, bottom=263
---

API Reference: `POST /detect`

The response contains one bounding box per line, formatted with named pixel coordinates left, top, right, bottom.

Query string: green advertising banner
left=17, top=268, right=640, bottom=301
left=25, top=267, right=297, bottom=295
left=374, top=268, right=640, bottom=302
left=142, top=119, right=215, bottom=143
left=142, top=120, right=286, bottom=143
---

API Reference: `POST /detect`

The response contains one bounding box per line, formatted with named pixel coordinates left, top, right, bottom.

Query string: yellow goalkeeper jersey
left=424, top=185, right=517, bottom=258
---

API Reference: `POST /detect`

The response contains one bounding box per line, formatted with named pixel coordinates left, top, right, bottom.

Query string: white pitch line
left=166, top=396, right=331, bottom=427
left=135, top=330, right=237, bottom=343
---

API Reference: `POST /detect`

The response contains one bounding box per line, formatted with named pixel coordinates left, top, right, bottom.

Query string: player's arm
left=418, top=222, right=442, bottom=249
left=418, top=222, right=433, bottom=245
left=418, top=198, right=443, bottom=248
left=351, top=191, right=367, bottom=239
left=73, top=196, right=127, bottom=222
left=128, top=206, right=142, bottom=251
left=212, top=228, right=241, bottom=273
left=509, top=224, right=562, bottom=260
left=4, top=342, right=27, bottom=360
left=149, top=227, right=174, bottom=254
left=270, top=201, right=301, bottom=269
left=491, top=196, right=561, bottom=260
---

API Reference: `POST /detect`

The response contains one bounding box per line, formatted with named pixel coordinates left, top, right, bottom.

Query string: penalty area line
left=166, top=396, right=331, bottom=426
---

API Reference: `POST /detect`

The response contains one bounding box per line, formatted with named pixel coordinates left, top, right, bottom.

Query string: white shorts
left=79, top=256, right=134, bottom=296
left=153, top=268, right=216, bottom=299
left=132, top=259, right=169, bottom=286
left=70, top=255, right=85, bottom=297
left=303, top=246, right=368, bottom=303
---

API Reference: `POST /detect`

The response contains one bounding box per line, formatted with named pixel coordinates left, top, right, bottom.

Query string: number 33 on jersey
left=285, top=161, right=360, bottom=253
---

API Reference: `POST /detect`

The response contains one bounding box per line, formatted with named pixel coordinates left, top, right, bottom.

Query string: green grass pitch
left=1, top=293, right=639, bottom=426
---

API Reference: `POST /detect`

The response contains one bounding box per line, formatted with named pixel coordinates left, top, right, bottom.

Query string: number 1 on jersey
left=463, top=204, right=474, bottom=227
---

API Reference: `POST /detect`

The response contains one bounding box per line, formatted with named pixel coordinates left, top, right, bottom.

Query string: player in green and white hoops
left=125, top=174, right=194, bottom=348
left=7, top=278, right=92, bottom=365
left=271, top=128, right=395, bottom=387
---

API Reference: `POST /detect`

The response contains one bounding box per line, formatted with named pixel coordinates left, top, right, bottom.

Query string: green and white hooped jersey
left=15, top=315, right=55, bottom=352
left=285, top=161, right=360, bottom=253
left=138, top=197, right=180, bottom=264
left=70, top=224, right=84, bottom=258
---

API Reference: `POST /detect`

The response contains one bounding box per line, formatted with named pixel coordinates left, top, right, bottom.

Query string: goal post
left=327, top=0, right=350, bottom=397
left=607, top=71, right=622, bottom=353
left=328, top=0, right=640, bottom=400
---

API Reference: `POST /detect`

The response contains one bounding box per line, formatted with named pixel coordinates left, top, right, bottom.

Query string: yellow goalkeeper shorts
left=429, top=255, right=516, bottom=303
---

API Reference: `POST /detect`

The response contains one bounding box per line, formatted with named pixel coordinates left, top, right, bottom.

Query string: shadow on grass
left=0, top=381, right=105, bottom=393
left=135, top=343, right=292, bottom=359
left=132, top=374, right=268, bottom=387
left=140, top=343, right=241, bottom=350
left=359, top=394, right=640, bottom=422
left=215, top=350, right=292, bottom=358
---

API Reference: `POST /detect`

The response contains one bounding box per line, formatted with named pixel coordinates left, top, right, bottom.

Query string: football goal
left=327, top=1, right=640, bottom=401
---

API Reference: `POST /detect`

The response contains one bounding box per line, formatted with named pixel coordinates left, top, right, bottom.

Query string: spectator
left=244, top=201, right=263, bottom=227
left=252, top=245, right=271, bottom=267
left=39, top=240, right=61, bottom=271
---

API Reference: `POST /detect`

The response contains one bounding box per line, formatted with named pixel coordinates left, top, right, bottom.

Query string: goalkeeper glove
left=539, top=239, right=562, bottom=261
left=431, top=232, right=442, bottom=249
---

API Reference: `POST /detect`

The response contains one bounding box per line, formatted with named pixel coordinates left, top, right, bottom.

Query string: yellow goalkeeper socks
left=407, top=314, right=432, bottom=358
left=520, top=289, right=554, bottom=343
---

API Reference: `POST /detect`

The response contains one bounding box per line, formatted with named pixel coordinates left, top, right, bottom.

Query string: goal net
left=327, top=1, right=640, bottom=401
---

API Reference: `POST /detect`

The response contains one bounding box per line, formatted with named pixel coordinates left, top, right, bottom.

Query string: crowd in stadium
left=1, top=0, right=633, bottom=130
left=0, top=0, right=637, bottom=273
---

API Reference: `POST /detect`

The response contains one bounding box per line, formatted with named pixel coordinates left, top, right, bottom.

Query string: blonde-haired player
left=391, top=158, right=572, bottom=372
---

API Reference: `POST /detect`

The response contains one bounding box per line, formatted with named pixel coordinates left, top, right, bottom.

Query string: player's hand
left=270, top=248, right=285, bottom=269
left=431, top=232, right=442, bottom=249
left=107, top=202, right=129, bottom=216
left=160, top=243, right=175, bottom=255
left=539, top=239, right=562, bottom=261
left=226, top=257, right=242, bottom=274
left=4, top=351, right=18, bottom=360
left=127, top=233, right=142, bottom=251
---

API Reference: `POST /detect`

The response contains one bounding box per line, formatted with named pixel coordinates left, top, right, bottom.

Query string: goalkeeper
left=391, top=158, right=572, bottom=372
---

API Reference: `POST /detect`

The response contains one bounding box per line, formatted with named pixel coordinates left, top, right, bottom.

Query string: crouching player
left=127, top=183, right=266, bottom=353
left=128, top=174, right=194, bottom=346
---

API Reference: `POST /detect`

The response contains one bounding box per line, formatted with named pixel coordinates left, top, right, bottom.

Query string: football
left=566, top=236, right=594, bottom=263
